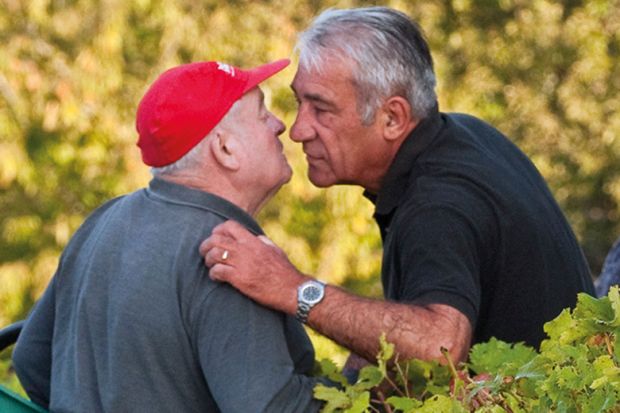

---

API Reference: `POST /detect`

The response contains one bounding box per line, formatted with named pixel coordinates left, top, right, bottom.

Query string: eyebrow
left=290, top=85, right=336, bottom=109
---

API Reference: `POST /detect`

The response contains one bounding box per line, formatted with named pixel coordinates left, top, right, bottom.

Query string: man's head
left=290, top=7, right=437, bottom=190
left=135, top=60, right=292, bottom=206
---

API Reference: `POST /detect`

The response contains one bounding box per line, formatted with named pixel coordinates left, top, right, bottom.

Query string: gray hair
left=296, top=7, right=437, bottom=124
left=151, top=99, right=241, bottom=177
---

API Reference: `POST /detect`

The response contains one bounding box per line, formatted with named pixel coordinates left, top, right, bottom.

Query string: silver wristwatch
left=296, top=280, right=325, bottom=323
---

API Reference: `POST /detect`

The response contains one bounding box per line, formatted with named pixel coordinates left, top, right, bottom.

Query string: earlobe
left=210, top=131, right=240, bottom=171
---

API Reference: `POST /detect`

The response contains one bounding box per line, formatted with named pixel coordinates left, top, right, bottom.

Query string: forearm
left=217, top=268, right=473, bottom=364
left=306, top=284, right=472, bottom=364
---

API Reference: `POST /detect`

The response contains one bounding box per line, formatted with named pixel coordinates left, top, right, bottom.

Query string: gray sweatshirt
left=13, top=178, right=324, bottom=413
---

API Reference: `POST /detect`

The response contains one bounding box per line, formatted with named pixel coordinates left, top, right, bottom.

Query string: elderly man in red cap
left=12, top=59, right=326, bottom=413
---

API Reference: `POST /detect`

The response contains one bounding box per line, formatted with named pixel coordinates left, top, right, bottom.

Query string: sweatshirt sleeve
left=12, top=275, right=56, bottom=409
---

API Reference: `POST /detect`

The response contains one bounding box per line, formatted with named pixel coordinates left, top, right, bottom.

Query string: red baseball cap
left=136, top=59, right=290, bottom=167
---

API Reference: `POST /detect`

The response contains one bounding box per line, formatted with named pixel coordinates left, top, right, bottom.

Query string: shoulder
left=398, top=174, right=495, bottom=226
left=59, top=193, right=131, bottom=254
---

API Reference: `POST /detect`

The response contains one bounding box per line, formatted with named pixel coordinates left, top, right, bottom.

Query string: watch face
left=302, top=285, right=323, bottom=304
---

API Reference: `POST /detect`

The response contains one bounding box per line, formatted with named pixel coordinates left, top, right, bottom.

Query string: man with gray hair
left=13, top=59, right=325, bottom=412
left=200, top=6, right=594, bottom=375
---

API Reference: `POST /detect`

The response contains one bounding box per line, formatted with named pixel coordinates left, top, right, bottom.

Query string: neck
left=361, top=138, right=409, bottom=194
left=157, top=171, right=267, bottom=217
left=364, top=118, right=419, bottom=194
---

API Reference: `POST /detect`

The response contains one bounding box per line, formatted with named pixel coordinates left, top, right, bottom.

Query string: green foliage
left=314, top=287, right=620, bottom=412
left=468, top=338, right=537, bottom=377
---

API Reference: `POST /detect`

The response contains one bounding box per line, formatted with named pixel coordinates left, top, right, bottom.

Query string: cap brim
left=242, top=58, right=291, bottom=93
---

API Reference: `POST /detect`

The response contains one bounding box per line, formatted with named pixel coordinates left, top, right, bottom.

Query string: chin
left=273, top=167, right=292, bottom=189
left=282, top=163, right=293, bottom=182
left=308, top=172, right=336, bottom=188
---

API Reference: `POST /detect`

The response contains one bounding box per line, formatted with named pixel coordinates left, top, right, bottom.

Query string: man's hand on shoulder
left=199, top=220, right=306, bottom=314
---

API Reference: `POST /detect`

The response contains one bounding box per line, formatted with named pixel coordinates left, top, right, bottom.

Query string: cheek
left=318, top=135, right=346, bottom=168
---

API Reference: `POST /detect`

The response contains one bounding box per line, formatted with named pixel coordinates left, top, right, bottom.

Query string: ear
left=209, top=129, right=241, bottom=171
left=379, top=96, right=418, bottom=142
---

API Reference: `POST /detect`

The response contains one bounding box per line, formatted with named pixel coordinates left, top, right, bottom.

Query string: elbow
left=433, top=338, right=470, bottom=365
left=11, top=338, right=27, bottom=378
left=12, top=338, right=51, bottom=409
left=389, top=304, right=473, bottom=364
left=426, top=304, right=473, bottom=364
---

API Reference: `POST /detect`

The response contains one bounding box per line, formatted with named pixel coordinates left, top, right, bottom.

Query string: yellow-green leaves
left=315, top=288, right=620, bottom=412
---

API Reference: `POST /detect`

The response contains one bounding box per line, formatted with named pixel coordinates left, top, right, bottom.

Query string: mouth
left=304, top=151, right=323, bottom=162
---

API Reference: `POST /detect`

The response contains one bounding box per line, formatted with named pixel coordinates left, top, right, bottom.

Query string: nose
left=272, top=114, right=286, bottom=136
left=290, top=107, right=314, bottom=143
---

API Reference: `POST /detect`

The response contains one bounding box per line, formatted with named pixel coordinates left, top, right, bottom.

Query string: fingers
left=199, top=232, right=233, bottom=257
left=207, top=262, right=235, bottom=282
left=201, top=221, right=267, bottom=263
left=199, top=231, right=237, bottom=275
left=204, top=245, right=232, bottom=268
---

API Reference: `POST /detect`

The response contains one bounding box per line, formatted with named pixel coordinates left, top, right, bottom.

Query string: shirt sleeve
left=12, top=275, right=56, bottom=409
left=189, top=282, right=324, bottom=413
left=392, top=202, right=482, bottom=326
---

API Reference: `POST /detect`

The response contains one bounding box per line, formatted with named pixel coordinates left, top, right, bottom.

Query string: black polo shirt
left=368, top=106, right=594, bottom=348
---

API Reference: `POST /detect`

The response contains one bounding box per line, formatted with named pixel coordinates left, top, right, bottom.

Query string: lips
left=303, top=148, right=323, bottom=160
left=302, top=143, right=325, bottom=164
left=305, top=154, right=324, bottom=166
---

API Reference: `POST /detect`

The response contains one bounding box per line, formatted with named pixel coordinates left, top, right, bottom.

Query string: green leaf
left=515, top=357, right=546, bottom=382
left=377, top=334, right=395, bottom=376
left=345, top=392, right=370, bottom=413
left=315, top=358, right=349, bottom=386
left=405, top=358, right=451, bottom=395
left=543, top=309, right=580, bottom=345
left=415, top=395, right=468, bottom=412
left=580, top=387, right=617, bottom=413
left=387, top=395, right=421, bottom=412
left=468, top=337, right=537, bottom=376
left=608, top=286, right=620, bottom=328
left=355, top=365, right=384, bottom=390
left=314, top=385, right=351, bottom=412
left=574, top=293, right=615, bottom=327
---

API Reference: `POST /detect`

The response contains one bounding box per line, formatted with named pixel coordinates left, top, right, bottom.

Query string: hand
left=199, top=220, right=307, bottom=314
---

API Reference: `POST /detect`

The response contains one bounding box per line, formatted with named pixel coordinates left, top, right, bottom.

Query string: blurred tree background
left=0, top=0, right=619, bottom=395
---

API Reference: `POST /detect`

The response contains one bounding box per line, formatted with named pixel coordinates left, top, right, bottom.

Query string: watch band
left=295, top=302, right=312, bottom=324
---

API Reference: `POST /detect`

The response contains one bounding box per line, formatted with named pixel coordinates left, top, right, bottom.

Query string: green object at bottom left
left=0, top=385, right=47, bottom=413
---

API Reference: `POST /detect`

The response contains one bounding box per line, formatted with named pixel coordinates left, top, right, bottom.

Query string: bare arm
left=200, top=220, right=473, bottom=364
left=309, top=286, right=471, bottom=363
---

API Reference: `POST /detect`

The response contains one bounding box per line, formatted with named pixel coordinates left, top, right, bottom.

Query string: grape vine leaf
left=386, top=395, right=421, bottom=412
left=314, top=385, right=351, bottom=412
left=468, top=337, right=537, bottom=376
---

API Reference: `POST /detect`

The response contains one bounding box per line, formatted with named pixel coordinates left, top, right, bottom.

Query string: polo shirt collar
left=146, top=177, right=264, bottom=236
left=368, top=104, right=443, bottom=216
